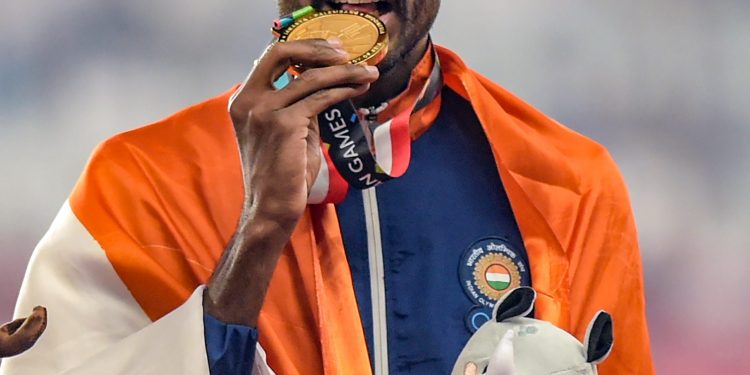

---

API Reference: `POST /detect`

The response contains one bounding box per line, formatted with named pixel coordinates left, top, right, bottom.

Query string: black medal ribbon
left=316, top=48, right=443, bottom=190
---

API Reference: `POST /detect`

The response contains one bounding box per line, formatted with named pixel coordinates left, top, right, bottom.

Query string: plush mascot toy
left=0, top=306, right=47, bottom=358
left=453, top=287, right=613, bottom=375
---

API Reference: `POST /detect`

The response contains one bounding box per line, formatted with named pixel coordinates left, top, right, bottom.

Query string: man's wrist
left=204, top=206, right=297, bottom=326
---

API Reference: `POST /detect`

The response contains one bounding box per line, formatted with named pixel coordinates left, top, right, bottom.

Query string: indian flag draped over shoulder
left=485, top=265, right=511, bottom=291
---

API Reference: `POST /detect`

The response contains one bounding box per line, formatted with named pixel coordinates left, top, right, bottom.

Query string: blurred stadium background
left=1, top=0, right=748, bottom=372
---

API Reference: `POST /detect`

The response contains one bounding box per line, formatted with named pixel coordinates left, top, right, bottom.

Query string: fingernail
left=365, top=65, right=379, bottom=75
left=327, top=37, right=343, bottom=47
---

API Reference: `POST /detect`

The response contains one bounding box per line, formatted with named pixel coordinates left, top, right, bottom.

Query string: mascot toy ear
left=492, top=287, right=536, bottom=323
left=583, top=311, right=614, bottom=365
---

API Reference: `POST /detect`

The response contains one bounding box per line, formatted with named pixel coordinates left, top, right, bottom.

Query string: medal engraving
left=278, top=10, right=388, bottom=69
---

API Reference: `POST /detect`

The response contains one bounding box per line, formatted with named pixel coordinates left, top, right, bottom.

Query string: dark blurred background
left=1, top=1, right=748, bottom=373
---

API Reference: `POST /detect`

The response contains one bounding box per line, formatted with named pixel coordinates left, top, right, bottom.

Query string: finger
left=15, top=306, right=47, bottom=340
left=229, top=39, right=350, bottom=120
left=271, top=64, right=379, bottom=108
left=464, top=362, right=478, bottom=375
left=0, top=318, right=26, bottom=335
left=305, top=118, right=323, bottom=189
left=285, top=82, right=373, bottom=119
left=0, top=307, right=47, bottom=357
left=248, top=39, right=350, bottom=91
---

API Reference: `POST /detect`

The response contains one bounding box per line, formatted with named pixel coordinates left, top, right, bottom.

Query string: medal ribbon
left=301, top=48, right=443, bottom=204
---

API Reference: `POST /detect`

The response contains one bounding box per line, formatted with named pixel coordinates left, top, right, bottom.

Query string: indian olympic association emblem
left=459, top=237, right=530, bottom=333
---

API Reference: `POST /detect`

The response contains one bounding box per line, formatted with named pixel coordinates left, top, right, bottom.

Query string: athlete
left=1, top=0, right=655, bottom=374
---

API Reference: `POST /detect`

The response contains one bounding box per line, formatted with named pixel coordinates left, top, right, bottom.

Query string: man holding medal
left=1, top=0, right=655, bottom=374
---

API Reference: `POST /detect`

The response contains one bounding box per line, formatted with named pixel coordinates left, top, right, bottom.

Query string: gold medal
left=277, top=10, right=388, bottom=72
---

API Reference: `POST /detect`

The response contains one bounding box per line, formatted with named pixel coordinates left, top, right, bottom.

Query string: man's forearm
left=203, top=37, right=376, bottom=329
left=203, top=208, right=297, bottom=327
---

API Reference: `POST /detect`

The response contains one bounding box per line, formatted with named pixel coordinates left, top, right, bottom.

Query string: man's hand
left=204, top=39, right=379, bottom=327
left=0, top=306, right=47, bottom=358
left=230, top=38, right=378, bottom=224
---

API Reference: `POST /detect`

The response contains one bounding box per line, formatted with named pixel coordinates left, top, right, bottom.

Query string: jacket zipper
left=362, top=187, right=389, bottom=375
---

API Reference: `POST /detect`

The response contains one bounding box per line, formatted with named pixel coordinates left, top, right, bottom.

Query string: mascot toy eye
left=452, top=287, right=614, bottom=375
